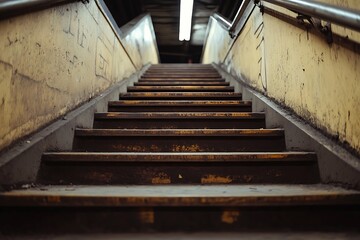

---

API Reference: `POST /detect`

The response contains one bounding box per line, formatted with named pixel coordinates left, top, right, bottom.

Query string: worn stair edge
left=127, top=86, right=234, bottom=92
left=138, top=79, right=226, bottom=82
left=144, top=73, right=221, bottom=76
left=142, top=73, right=221, bottom=76
left=42, top=152, right=317, bottom=163
left=1, top=185, right=359, bottom=207
left=140, top=78, right=224, bottom=81
left=94, top=112, right=265, bottom=119
left=74, top=129, right=285, bottom=137
left=109, top=100, right=251, bottom=106
left=134, top=82, right=230, bottom=86
left=119, top=92, right=242, bottom=100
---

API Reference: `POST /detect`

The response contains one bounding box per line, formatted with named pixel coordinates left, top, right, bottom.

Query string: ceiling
left=103, top=0, right=238, bottom=63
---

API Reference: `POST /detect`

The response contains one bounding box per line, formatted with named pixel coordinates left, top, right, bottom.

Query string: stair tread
left=140, top=78, right=224, bottom=81
left=109, top=100, right=251, bottom=106
left=127, top=86, right=234, bottom=92
left=42, top=152, right=317, bottom=162
left=119, top=92, right=242, bottom=99
left=75, top=128, right=284, bottom=137
left=95, top=112, right=264, bottom=119
left=1, top=184, right=359, bottom=206
left=134, top=82, right=229, bottom=86
left=138, top=79, right=226, bottom=82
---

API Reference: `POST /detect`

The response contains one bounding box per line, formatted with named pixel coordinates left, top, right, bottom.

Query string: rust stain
left=172, top=144, right=201, bottom=152
left=150, top=144, right=161, bottom=151
left=201, top=175, right=232, bottom=184
left=126, top=145, right=146, bottom=152
left=221, top=210, right=240, bottom=224
left=46, top=196, right=61, bottom=203
left=152, top=172, right=171, bottom=184
left=87, top=172, right=113, bottom=183
left=139, top=207, right=155, bottom=224
left=243, top=175, right=254, bottom=183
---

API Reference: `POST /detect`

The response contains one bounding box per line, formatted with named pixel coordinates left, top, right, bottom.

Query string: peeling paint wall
left=202, top=0, right=360, bottom=153
left=0, top=1, right=157, bottom=151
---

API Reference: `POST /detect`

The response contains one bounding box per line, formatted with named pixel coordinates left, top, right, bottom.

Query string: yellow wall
left=202, top=0, right=360, bottom=153
left=0, top=0, right=158, bottom=151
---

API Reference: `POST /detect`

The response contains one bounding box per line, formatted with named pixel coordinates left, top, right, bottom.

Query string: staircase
left=0, top=64, right=359, bottom=235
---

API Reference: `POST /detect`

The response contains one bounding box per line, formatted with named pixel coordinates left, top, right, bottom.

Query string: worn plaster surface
left=202, top=0, right=360, bottom=154
left=0, top=1, right=158, bottom=151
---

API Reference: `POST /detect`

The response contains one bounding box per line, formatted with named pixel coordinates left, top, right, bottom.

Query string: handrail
left=260, top=0, right=360, bottom=32
left=0, top=0, right=81, bottom=19
left=211, top=0, right=254, bottom=38
left=212, top=13, right=232, bottom=30
left=212, top=0, right=360, bottom=38
left=229, top=0, right=251, bottom=36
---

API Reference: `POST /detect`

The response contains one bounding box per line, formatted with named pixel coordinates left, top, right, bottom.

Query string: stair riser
left=39, top=162, right=319, bottom=185
left=73, top=136, right=286, bottom=152
left=93, top=119, right=265, bottom=129
left=108, top=106, right=252, bottom=112
left=140, top=78, right=224, bottom=81
left=142, top=75, right=221, bottom=78
left=126, top=88, right=234, bottom=92
left=138, top=79, right=225, bottom=82
left=1, top=206, right=359, bottom=234
left=134, top=82, right=230, bottom=86
left=119, top=96, right=242, bottom=100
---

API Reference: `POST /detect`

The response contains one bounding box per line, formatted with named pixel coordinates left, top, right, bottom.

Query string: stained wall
left=0, top=0, right=158, bottom=151
left=202, top=0, right=360, bottom=153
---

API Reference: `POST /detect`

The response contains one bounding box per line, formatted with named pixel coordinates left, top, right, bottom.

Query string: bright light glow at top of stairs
left=179, top=0, right=194, bottom=41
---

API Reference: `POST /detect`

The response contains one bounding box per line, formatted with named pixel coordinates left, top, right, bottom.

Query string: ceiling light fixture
left=179, top=0, right=194, bottom=41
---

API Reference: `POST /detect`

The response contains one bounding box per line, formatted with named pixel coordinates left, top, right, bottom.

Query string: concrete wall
left=121, top=14, right=159, bottom=70
left=202, top=0, right=360, bottom=154
left=0, top=0, right=158, bottom=152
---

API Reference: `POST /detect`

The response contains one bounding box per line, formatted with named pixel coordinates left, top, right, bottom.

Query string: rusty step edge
left=141, top=76, right=223, bottom=79
left=139, top=78, right=226, bottom=82
left=1, top=185, right=359, bottom=207
left=108, top=100, right=251, bottom=107
left=74, top=128, right=285, bottom=137
left=119, top=92, right=243, bottom=100
left=42, top=152, right=316, bottom=163
left=39, top=153, right=320, bottom=185
left=127, top=86, right=234, bottom=92
left=143, top=71, right=220, bottom=73
left=94, top=112, right=264, bottom=119
left=146, top=68, right=218, bottom=70
left=134, top=82, right=230, bottom=86
left=142, top=74, right=222, bottom=78
left=144, top=72, right=220, bottom=75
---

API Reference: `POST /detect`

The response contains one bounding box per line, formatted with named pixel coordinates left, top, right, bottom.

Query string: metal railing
left=212, top=0, right=253, bottom=38
left=262, top=0, right=360, bottom=32
left=213, top=0, right=360, bottom=38
left=0, top=0, right=83, bottom=19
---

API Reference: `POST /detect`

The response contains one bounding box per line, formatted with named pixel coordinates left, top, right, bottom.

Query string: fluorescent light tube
left=179, top=0, right=194, bottom=41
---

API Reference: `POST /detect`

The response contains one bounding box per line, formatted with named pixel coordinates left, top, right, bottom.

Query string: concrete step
left=72, top=128, right=286, bottom=152
left=1, top=185, right=359, bottom=233
left=119, top=92, right=242, bottom=100
left=134, top=81, right=230, bottom=86
left=93, top=112, right=265, bottom=129
left=138, top=78, right=226, bottom=82
left=127, top=86, right=234, bottom=92
left=39, top=152, right=320, bottom=185
left=108, top=100, right=251, bottom=112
